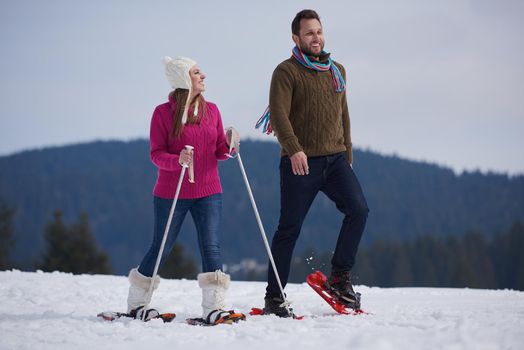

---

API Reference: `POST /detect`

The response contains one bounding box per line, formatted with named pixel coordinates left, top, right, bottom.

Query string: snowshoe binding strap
left=129, top=306, right=160, bottom=321
left=324, top=280, right=362, bottom=310
left=206, top=309, right=246, bottom=325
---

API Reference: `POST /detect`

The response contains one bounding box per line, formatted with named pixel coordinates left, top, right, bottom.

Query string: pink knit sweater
left=149, top=97, right=230, bottom=199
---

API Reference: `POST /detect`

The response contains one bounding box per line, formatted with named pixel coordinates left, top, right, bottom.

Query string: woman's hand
left=179, top=148, right=193, bottom=166
left=226, top=126, right=240, bottom=155
left=226, top=127, right=240, bottom=147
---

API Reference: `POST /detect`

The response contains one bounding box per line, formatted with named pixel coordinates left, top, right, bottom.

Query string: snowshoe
left=186, top=310, right=246, bottom=326
left=249, top=307, right=304, bottom=320
left=307, top=270, right=362, bottom=314
left=97, top=306, right=176, bottom=323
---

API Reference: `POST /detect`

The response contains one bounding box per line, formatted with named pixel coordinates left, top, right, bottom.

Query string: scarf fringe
left=255, top=106, right=272, bottom=135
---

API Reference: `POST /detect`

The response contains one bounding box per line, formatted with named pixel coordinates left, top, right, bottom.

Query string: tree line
left=1, top=140, right=523, bottom=274
left=0, top=197, right=196, bottom=278
left=2, top=195, right=523, bottom=290
left=287, top=221, right=524, bottom=290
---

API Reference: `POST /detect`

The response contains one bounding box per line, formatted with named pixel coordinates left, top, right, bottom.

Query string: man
left=263, top=9, right=369, bottom=317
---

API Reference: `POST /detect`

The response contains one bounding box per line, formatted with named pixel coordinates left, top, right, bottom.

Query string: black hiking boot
left=325, top=271, right=361, bottom=310
left=263, top=295, right=294, bottom=318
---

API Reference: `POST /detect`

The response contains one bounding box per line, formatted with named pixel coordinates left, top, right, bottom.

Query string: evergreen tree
left=0, top=199, right=15, bottom=270
left=492, top=221, right=524, bottom=290
left=509, top=222, right=524, bottom=290
left=391, top=243, right=413, bottom=287
left=409, top=236, right=440, bottom=287
left=461, top=232, right=496, bottom=288
left=39, top=210, right=70, bottom=272
left=353, top=249, right=375, bottom=286
left=159, top=243, right=197, bottom=279
left=366, top=241, right=401, bottom=287
left=67, top=212, right=112, bottom=274
left=446, top=235, right=472, bottom=288
left=38, top=210, right=112, bottom=274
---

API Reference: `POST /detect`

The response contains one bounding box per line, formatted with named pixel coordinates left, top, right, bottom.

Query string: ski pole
left=234, top=151, right=293, bottom=315
left=141, top=145, right=193, bottom=320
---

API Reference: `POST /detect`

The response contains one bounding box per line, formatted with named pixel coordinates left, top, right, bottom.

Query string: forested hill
left=0, top=139, right=523, bottom=274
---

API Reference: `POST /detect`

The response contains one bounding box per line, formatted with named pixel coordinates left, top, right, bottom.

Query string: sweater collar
left=307, top=51, right=331, bottom=64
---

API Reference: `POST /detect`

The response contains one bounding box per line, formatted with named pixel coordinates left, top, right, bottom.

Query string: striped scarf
left=255, top=46, right=346, bottom=135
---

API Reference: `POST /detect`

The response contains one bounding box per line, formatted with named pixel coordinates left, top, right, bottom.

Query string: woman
left=126, top=56, right=243, bottom=325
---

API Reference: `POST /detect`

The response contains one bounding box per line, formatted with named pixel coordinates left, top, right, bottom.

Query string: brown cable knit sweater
left=269, top=53, right=352, bottom=163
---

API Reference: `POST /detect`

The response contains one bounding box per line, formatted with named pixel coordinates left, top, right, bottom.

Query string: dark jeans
left=138, top=194, right=223, bottom=276
left=266, top=152, right=369, bottom=297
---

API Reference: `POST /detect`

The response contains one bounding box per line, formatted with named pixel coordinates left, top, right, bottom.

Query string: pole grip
left=184, top=145, right=194, bottom=182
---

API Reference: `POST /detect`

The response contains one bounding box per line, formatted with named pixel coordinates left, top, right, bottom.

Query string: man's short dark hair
left=292, top=9, right=321, bottom=36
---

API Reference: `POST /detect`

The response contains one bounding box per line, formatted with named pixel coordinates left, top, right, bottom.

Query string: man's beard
left=298, top=41, right=324, bottom=57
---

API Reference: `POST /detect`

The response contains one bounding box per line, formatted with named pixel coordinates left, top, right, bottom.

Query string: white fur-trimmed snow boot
left=127, top=268, right=160, bottom=320
left=197, top=270, right=245, bottom=325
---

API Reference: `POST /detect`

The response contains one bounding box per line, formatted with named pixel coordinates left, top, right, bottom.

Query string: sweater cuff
left=346, top=147, right=353, bottom=164
left=284, top=139, right=304, bottom=157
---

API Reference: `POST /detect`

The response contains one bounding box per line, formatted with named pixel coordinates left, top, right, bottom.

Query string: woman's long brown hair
left=169, top=88, right=207, bottom=139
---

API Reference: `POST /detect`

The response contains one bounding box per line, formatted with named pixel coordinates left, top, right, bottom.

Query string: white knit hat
left=163, top=56, right=199, bottom=124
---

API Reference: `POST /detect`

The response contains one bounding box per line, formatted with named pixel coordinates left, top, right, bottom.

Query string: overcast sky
left=1, top=0, right=523, bottom=174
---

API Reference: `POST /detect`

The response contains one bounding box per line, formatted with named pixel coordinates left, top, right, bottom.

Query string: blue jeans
left=138, top=194, right=223, bottom=276
left=266, top=152, right=369, bottom=297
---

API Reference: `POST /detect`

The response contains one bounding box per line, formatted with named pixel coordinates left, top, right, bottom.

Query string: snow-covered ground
left=1, top=270, right=523, bottom=350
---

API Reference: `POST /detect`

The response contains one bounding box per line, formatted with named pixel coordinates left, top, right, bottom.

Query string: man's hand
left=290, top=151, right=309, bottom=175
